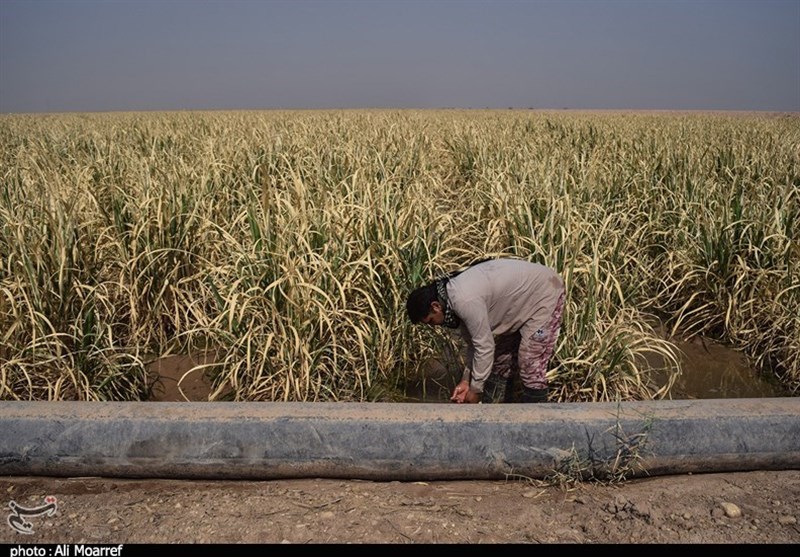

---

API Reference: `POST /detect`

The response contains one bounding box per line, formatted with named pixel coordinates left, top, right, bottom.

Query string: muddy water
left=146, top=337, right=787, bottom=402
left=666, top=336, right=787, bottom=399
left=409, top=335, right=788, bottom=402
left=146, top=352, right=220, bottom=402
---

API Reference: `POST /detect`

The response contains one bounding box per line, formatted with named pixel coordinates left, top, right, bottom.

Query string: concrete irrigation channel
left=0, top=398, right=798, bottom=481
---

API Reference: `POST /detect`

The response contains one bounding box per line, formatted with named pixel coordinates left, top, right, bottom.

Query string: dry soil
left=1, top=470, right=798, bottom=544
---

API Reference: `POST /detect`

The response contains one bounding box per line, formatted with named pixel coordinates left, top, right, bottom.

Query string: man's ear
left=430, top=301, right=442, bottom=313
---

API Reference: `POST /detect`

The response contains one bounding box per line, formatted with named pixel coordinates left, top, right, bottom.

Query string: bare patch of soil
left=2, top=471, right=798, bottom=543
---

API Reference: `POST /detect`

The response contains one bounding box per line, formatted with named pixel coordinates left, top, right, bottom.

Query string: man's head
left=406, top=284, right=445, bottom=326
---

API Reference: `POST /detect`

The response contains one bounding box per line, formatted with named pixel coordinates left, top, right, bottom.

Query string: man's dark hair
left=406, top=283, right=438, bottom=323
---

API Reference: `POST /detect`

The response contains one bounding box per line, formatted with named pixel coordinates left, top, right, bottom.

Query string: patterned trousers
left=482, top=290, right=565, bottom=403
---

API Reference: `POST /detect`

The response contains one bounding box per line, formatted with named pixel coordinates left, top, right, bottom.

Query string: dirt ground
left=2, top=470, right=799, bottom=544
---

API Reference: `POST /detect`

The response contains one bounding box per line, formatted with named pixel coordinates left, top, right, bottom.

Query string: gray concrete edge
left=0, top=398, right=798, bottom=480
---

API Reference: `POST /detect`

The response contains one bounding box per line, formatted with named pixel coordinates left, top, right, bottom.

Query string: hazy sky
left=1, top=0, right=798, bottom=113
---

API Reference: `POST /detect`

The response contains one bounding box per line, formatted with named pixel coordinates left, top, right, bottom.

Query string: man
left=406, top=258, right=565, bottom=403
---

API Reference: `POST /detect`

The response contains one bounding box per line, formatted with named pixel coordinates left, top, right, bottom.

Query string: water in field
left=406, top=335, right=788, bottom=402
left=146, top=352, right=219, bottom=402
left=146, top=336, right=788, bottom=402
left=661, top=335, right=788, bottom=399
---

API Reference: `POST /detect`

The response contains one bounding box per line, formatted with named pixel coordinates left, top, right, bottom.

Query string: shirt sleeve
left=460, top=325, right=473, bottom=384
left=456, top=303, right=495, bottom=393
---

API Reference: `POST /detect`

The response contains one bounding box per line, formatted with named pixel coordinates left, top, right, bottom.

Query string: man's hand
left=451, top=380, right=481, bottom=404
left=450, top=380, right=469, bottom=403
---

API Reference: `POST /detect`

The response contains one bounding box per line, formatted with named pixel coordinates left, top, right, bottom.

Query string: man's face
left=421, top=301, right=445, bottom=326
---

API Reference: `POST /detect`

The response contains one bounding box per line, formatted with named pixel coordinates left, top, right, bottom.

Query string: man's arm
left=457, top=305, right=494, bottom=394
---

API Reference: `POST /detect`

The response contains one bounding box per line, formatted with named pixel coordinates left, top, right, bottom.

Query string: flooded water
left=146, top=352, right=219, bottom=401
left=408, top=334, right=788, bottom=402
left=666, top=336, right=787, bottom=399
left=146, top=336, right=788, bottom=402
